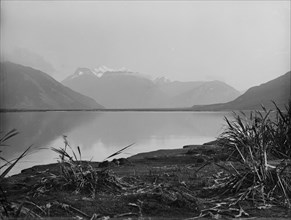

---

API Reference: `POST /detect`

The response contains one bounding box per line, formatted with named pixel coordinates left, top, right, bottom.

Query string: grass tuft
left=47, top=136, right=132, bottom=197
left=210, top=102, right=291, bottom=208
left=0, top=129, right=36, bottom=218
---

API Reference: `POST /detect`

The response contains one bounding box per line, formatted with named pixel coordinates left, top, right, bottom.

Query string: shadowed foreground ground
left=2, top=144, right=291, bottom=219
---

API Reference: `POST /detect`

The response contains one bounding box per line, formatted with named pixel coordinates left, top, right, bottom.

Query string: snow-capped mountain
left=92, top=65, right=129, bottom=76
left=65, top=66, right=135, bottom=81
left=66, top=68, right=95, bottom=80
left=62, top=66, right=241, bottom=108
left=154, top=76, right=172, bottom=85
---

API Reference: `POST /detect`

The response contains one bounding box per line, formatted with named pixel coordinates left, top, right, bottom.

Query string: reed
left=50, top=136, right=131, bottom=197
left=214, top=102, right=291, bottom=208
left=0, top=129, right=37, bottom=218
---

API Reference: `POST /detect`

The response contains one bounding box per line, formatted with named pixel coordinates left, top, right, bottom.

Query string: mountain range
left=1, top=62, right=289, bottom=111
left=0, top=62, right=104, bottom=109
left=63, top=67, right=241, bottom=108
left=192, top=71, right=291, bottom=110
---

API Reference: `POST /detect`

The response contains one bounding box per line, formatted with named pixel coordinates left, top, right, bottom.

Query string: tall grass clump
left=214, top=102, right=291, bottom=208
left=221, top=102, right=290, bottom=162
left=1, top=128, right=32, bottom=180
left=269, top=102, right=291, bottom=159
left=49, top=136, right=131, bottom=197
left=0, top=129, right=36, bottom=218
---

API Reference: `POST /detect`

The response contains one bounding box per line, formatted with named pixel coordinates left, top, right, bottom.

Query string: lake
left=0, top=111, right=231, bottom=174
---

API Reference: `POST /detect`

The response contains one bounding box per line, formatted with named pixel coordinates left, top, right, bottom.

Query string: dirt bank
left=1, top=144, right=290, bottom=219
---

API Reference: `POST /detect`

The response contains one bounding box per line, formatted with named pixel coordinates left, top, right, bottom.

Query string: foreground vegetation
left=195, top=102, right=291, bottom=218
left=0, top=102, right=290, bottom=219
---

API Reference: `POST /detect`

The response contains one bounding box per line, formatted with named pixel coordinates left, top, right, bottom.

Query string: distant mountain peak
left=92, top=65, right=132, bottom=77
left=192, top=71, right=291, bottom=110
left=67, top=67, right=96, bottom=80
left=63, top=67, right=241, bottom=108
left=67, top=66, right=134, bottom=80
left=154, top=76, right=172, bottom=85
left=93, top=65, right=129, bottom=74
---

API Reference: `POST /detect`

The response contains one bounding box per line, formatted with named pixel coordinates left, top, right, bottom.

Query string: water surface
left=0, top=111, right=230, bottom=174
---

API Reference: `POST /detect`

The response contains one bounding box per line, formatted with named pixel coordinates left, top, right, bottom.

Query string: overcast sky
left=1, top=0, right=290, bottom=90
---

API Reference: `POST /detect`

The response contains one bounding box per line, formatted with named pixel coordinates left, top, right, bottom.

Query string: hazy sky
left=1, top=0, right=290, bottom=90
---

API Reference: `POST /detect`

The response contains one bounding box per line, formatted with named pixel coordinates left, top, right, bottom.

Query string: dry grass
left=0, top=129, right=37, bottom=218
left=191, top=102, right=291, bottom=218
left=46, top=136, right=132, bottom=197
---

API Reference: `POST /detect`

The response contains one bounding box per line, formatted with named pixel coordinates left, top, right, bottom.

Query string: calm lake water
left=0, top=111, right=231, bottom=174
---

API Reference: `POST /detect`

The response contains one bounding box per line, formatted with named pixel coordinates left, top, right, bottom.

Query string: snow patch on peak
left=94, top=66, right=130, bottom=73
left=92, top=66, right=132, bottom=77
left=66, top=65, right=143, bottom=81
left=66, top=67, right=97, bottom=80
left=154, top=76, right=172, bottom=85
left=94, top=65, right=114, bottom=73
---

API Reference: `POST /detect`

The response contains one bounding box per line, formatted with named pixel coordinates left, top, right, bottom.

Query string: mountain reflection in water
left=0, top=111, right=229, bottom=174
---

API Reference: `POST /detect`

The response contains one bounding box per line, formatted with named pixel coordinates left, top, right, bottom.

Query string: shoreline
left=3, top=142, right=290, bottom=219
left=0, top=108, right=232, bottom=113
